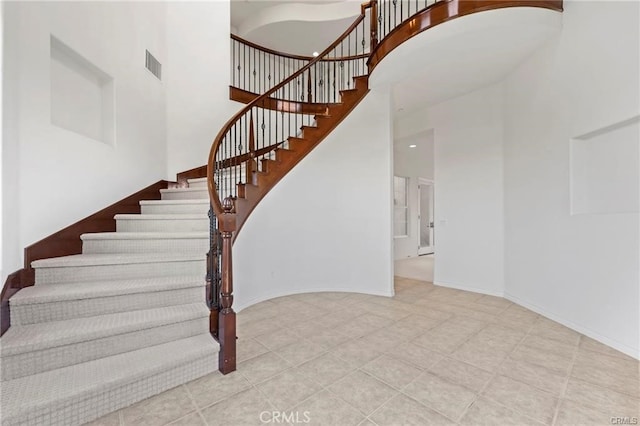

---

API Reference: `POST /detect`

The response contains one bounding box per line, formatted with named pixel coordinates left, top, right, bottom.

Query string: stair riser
left=187, top=179, right=207, bottom=188
left=1, top=317, right=208, bottom=380
left=161, top=190, right=208, bottom=200
left=10, top=286, right=204, bottom=326
left=116, top=219, right=208, bottom=233
left=141, top=203, right=209, bottom=214
left=35, top=260, right=205, bottom=285
left=82, top=238, right=209, bottom=254
left=2, top=351, right=217, bottom=426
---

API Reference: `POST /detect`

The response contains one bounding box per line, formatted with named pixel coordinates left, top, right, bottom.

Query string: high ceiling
left=230, top=0, right=361, bottom=56
left=371, top=7, right=562, bottom=116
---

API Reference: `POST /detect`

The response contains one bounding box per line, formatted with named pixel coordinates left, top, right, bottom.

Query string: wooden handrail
left=231, top=34, right=370, bottom=62
left=231, top=34, right=315, bottom=62
left=208, top=4, right=373, bottom=217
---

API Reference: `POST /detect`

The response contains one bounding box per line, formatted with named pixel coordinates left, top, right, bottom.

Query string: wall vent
left=145, top=50, right=162, bottom=80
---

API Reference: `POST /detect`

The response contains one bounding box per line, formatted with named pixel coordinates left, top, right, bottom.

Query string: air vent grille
left=145, top=50, right=162, bottom=80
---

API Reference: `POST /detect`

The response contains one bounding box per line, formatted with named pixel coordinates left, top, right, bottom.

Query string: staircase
left=0, top=0, right=564, bottom=424
left=0, top=179, right=217, bottom=425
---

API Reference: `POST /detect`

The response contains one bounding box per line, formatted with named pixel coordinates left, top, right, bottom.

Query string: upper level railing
left=230, top=35, right=310, bottom=96
left=229, top=0, right=440, bottom=99
left=230, top=34, right=369, bottom=103
left=212, top=4, right=376, bottom=215
left=377, top=0, right=440, bottom=40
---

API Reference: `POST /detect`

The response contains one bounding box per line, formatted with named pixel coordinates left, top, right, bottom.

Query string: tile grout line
left=450, top=319, right=531, bottom=424
left=181, top=382, right=208, bottom=426
left=457, top=314, right=549, bottom=425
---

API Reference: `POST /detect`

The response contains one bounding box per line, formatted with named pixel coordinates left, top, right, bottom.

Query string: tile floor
left=90, top=277, right=639, bottom=426
left=394, top=255, right=434, bottom=282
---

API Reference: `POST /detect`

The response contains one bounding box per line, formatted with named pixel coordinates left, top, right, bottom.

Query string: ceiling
left=230, top=0, right=361, bottom=56
left=369, top=7, right=563, bottom=117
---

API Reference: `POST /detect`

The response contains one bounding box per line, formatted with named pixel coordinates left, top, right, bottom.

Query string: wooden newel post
left=218, top=197, right=236, bottom=374
left=207, top=206, right=219, bottom=339
left=369, top=0, right=378, bottom=50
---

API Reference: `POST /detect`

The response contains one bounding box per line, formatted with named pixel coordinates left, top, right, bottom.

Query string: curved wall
left=233, top=87, right=394, bottom=311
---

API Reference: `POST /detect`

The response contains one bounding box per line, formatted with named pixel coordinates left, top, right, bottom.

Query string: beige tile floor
left=90, top=277, right=640, bottom=426
left=394, top=255, right=434, bottom=282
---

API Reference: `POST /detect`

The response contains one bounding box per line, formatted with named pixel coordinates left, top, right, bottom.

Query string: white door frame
left=418, top=178, right=435, bottom=255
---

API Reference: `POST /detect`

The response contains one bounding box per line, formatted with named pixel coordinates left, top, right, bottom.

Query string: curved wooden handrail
left=368, top=0, right=563, bottom=72
left=231, top=33, right=316, bottom=61
left=208, top=7, right=370, bottom=217
left=231, top=33, right=369, bottom=63
left=229, top=86, right=334, bottom=114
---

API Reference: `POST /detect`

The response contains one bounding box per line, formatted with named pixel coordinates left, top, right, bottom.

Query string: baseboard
left=434, top=280, right=505, bottom=298
left=235, top=286, right=395, bottom=313
left=504, top=291, right=639, bottom=360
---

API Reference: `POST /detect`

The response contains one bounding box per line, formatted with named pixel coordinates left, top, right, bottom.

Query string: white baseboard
left=235, top=286, right=395, bottom=313
left=504, top=291, right=639, bottom=360
left=434, top=280, right=505, bottom=298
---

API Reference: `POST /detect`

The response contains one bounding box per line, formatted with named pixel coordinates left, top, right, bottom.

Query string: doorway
left=418, top=179, right=434, bottom=255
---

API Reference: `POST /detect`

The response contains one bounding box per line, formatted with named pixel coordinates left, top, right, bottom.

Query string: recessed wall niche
left=50, top=36, right=115, bottom=145
left=570, top=116, right=639, bottom=215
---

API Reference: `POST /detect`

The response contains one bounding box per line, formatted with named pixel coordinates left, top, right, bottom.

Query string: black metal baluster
left=233, top=121, right=236, bottom=197
left=332, top=57, right=335, bottom=103
left=393, top=0, right=396, bottom=31
left=232, top=39, right=235, bottom=87
left=347, top=34, right=351, bottom=88
left=362, top=20, right=365, bottom=75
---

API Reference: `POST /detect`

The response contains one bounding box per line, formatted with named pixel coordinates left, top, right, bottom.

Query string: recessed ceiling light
left=409, top=144, right=417, bottom=148
left=312, top=51, right=319, bottom=57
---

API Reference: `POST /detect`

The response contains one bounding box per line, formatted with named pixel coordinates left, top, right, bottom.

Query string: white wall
left=503, top=0, right=640, bottom=357
left=2, top=1, right=168, bottom=277
left=396, top=83, right=506, bottom=296
left=0, top=1, right=6, bottom=282
left=165, top=1, right=238, bottom=177
left=233, top=87, right=394, bottom=310
left=393, top=130, right=434, bottom=259
left=2, top=1, right=20, bottom=283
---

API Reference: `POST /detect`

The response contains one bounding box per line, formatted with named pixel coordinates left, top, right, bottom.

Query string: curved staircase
left=0, top=1, right=563, bottom=424
left=0, top=180, right=216, bottom=425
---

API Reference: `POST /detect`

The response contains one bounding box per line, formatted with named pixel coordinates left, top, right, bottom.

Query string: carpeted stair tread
left=31, top=252, right=203, bottom=268
left=113, top=213, right=207, bottom=220
left=159, top=188, right=208, bottom=194
left=81, top=231, right=208, bottom=240
left=1, top=303, right=209, bottom=356
left=139, top=199, right=209, bottom=205
left=10, top=276, right=204, bottom=305
left=0, top=334, right=218, bottom=424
